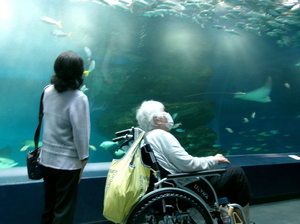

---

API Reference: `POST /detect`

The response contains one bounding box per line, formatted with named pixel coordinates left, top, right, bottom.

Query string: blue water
left=204, top=37, right=300, bottom=154
left=1, top=0, right=300, bottom=168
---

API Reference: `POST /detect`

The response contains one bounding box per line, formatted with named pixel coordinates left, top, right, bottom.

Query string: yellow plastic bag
left=103, top=130, right=150, bottom=223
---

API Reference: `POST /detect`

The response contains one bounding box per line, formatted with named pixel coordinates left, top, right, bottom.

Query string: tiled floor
left=88, top=198, right=300, bottom=224
left=250, top=198, right=300, bottom=224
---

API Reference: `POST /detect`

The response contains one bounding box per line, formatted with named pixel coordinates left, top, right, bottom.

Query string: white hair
left=136, top=100, right=164, bottom=132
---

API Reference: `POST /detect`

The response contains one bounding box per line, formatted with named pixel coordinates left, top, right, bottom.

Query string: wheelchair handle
left=115, top=128, right=133, bottom=137
left=112, top=134, right=133, bottom=142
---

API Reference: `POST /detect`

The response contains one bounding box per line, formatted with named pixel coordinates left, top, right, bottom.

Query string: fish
left=23, top=140, right=42, bottom=147
left=172, top=113, right=178, bottom=119
left=96, top=0, right=115, bottom=6
left=231, top=147, right=240, bottom=149
left=68, top=0, right=90, bottom=2
left=20, top=145, right=31, bottom=152
left=291, top=4, right=300, bottom=11
left=119, top=0, right=132, bottom=4
left=41, top=16, right=62, bottom=28
left=172, top=122, right=182, bottom=129
left=184, top=3, right=200, bottom=9
left=251, top=112, right=256, bottom=119
left=245, top=26, right=261, bottom=36
left=51, top=30, right=72, bottom=38
left=234, top=76, right=272, bottom=103
left=99, top=141, right=118, bottom=149
left=211, top=25, right=226, bottom=30
left=89, top=145, right=97, bottom=151
left=84, top=60, right=95, bottom=77
left=175, top=129, right=185, bottom=133
left=295, top=62, right=300, bottom=66
left=212, top=144, right=221, bottom=148
left=235, top=22, right=246, bottom=29
left=256, top=138, right=266, bottom=141
left=284, top=83, right=290, bottom=89
left=157, top=4, right=176, bottom=9
left=80, top=85, right=89, bottom=93
left=133, top=0, right=149, bottom=7
left=246, top=11, right=272, bottom=20
left=163, top=1, right=179, bottom=6
left=243, top=118, right=249, bottom=123
left=219, top=15, right=230, bottom=20
left=114, top=149, right=125, bottom=157
left=225, top=127, right=233, bottom=133
left=224, top=29, right=242, bottom=36
left=143, top=10, right=165, bottom=17
left=266, top=32, right=278, bottom=37
left=84, top=47, right=92, bottom=58
left=266, top=21, right=284, bottom=28
left=114, top=3, right=133, bottom=13
left=0, top=157, right=18, bottom=169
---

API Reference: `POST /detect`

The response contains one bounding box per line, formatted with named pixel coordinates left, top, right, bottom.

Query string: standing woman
left=40, top=51, right=90, bottom=224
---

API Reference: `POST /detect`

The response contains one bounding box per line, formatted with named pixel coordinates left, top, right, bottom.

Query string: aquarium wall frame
left=0, top=155, right=300, bottom=223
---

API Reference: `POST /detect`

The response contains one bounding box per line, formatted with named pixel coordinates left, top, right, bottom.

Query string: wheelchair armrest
left=166, top=169, right=226, bottom=179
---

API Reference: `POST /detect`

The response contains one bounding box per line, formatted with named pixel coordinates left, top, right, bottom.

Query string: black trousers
left=41, top=166, right=81, bottom=224
left=186, top=166, right=251, bottom=207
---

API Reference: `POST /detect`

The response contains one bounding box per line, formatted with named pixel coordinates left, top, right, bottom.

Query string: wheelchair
left=112, top=127, right=249, bottom=224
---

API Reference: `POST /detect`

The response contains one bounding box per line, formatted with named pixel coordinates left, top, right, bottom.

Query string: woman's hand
left=78, top=159, right=88, bottom=184
left=214, top=154, right=231, bottom=165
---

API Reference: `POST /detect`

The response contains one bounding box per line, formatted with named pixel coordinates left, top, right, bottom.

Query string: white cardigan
left=145, top=129, right=218, bottom=175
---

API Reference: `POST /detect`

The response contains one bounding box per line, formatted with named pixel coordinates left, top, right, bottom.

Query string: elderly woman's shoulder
left=148, top=129, right=173, bottom=138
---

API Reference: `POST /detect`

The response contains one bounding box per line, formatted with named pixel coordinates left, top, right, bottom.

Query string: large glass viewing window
left=1, top=0, right=300, bottom=173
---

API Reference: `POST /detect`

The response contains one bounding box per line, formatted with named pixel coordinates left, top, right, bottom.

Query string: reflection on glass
left=0, top=0, right=300, bottom=170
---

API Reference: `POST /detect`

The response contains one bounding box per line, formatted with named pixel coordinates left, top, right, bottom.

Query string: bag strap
left=34, top=91, right=45, bottom=149
left=129, top=130, right=145, bottom=166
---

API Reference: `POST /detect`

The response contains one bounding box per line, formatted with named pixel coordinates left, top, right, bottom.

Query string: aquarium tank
left=1, top=0, right=300, bottom=171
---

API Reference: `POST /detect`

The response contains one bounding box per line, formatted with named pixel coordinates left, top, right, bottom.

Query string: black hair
left=51, top=51, right=84, bottom=93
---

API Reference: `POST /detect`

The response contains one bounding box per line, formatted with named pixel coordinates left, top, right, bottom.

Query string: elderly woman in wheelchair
left=108, top=100, right=254, bottom=224
left=125, top=100, right=253, bottom=224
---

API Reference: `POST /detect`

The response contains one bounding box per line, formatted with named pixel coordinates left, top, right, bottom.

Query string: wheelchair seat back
left=139, top=140, right=223, bottom=207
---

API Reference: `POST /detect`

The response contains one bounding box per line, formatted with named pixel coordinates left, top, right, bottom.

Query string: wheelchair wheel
left=126, top=188, right=214, bottom=224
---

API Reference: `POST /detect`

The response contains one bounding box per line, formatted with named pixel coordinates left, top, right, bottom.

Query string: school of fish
left=67, top=0, right=300, bottom=49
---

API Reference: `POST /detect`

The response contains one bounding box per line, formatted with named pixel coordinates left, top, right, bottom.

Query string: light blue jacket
left=40, top=85, right=90, bottom=170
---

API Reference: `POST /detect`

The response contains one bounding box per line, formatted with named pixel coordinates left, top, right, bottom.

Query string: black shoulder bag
left=26, top=91, right=44, bottom=180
